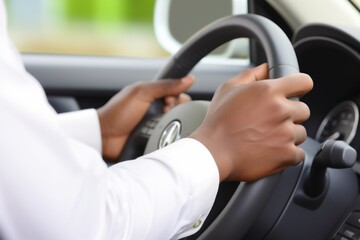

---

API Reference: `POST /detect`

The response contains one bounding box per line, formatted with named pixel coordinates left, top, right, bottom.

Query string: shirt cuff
left=57, top=109, right=102, bottom=153
left=145, top=138, right=220, bottom=238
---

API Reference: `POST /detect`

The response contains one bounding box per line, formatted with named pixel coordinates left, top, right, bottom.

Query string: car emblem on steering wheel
left=158, top=120, right=181, bottom=149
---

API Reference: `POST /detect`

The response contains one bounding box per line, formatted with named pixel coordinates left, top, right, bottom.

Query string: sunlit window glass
left=5, top=0, right=168, bottom=57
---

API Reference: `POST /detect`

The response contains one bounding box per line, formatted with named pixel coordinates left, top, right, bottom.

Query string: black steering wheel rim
left=155, top=14, right=299, bottom=80
left=120, top=14, right=300, bottom=239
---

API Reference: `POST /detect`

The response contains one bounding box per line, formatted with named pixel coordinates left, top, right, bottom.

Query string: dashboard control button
left=339, top=224, right=360, bottom=239
left=347, top=211, right=360, bottom=229
left=333, top=234, right=349, bottom=240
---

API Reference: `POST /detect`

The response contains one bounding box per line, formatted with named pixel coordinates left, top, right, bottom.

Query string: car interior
left=8, top=0, right=360, bottom=239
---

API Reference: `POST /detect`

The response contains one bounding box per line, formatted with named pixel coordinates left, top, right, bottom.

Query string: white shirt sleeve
left=107, top=139, right=219, bottom=239
left=0, top=3, right=220, bottom=236
left=0, top=70, right=220, bottom=239
left=0, top=65, right=220, bottom=240
left=57, top=109, right=102, bottom=153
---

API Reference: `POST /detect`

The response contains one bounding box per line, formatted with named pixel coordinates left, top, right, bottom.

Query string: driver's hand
left=97, top=76, right=195, bottom=160
left=190, top=64, right=313, bottom=182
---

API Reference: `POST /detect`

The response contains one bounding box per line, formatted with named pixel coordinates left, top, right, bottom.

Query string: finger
left=175, top=93, right=191, bottom=105
left=278, top=144, right=305, bottom=169
left=269, top=146, right=305, bottom=174
left=144, top=75, right=195, bottom=100
left=291, top=146, right=305, bottom=165
left=163, top=96, right=175, bottom=112
left=163, top=93, right=192, bottom=113
left=164, top=93, right=191, bottom=107
left=266, top=146, right=305, bottom=176
left=163, top=105, right=172, bottom=113
left=273, top=73, right=313, bottom=98
left=228, top=63, right=269, bottom=85
left=286, top=99, right=311, bottom=124
left=164, top=96, right=176, bottom=106
left=293, top=124, right=307, bottom=145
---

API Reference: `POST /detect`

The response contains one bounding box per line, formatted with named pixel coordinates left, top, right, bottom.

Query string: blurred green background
left=65, top=0, right=154, bottom=24
left=5, top=0, right=168, bottom=57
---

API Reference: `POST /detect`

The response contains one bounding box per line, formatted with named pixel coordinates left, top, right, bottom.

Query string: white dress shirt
left=0, top=1, right=219, bottom=239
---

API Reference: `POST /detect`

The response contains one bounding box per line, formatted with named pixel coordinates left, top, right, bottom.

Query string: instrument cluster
left=316, top=100, right=359, bottom=144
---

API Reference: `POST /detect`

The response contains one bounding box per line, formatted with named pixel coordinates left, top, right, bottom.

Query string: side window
left=350, top=0, right=360, bottom=11
left=5, top=0, right=168, bottom=57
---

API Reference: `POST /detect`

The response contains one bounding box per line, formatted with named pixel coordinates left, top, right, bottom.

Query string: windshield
left=4, top=0, right=360, bottom=58
left=5, top=0, right=168, bottom=57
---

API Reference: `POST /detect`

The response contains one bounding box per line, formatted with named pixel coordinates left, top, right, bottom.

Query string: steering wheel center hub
left=158, top=120, right=182, bottom=149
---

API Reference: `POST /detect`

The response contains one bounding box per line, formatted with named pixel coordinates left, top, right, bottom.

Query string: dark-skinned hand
left=190, top=64, right=313, bottom=182
left=97, top=76, right=194, bottom=160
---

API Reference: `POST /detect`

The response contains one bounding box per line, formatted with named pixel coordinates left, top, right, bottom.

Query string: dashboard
left=293, top=24, right=360, bottom=172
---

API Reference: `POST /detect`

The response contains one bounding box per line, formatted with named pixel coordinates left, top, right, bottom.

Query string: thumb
left=228, top=63, right=269, bottom=86
left=144, top=75, right=195, bottom=100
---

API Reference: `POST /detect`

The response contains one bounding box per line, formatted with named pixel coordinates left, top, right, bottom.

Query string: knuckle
left=167, top=79, right=179, bottom=88
left=241, top=68, right=255, bottom=78
left=248, top=81, right=274, bottom=100
left=271, top=98, right=290, bottom=120
left=220, top=80, right=234, bottom=90
left=256, top=81, right=273, bottom=94
left=281, top=121, right=295, bottom=141
left=127, top=81, right=145, bottom=94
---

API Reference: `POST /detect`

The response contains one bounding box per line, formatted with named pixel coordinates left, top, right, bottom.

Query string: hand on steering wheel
left=97, top=75, right=194, bottom=160
left=190, top=63, right=313, bottom=182
left=104, top=14, right=316, bottom=239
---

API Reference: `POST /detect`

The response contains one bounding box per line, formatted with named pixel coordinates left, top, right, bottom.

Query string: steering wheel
left=119, top=14, right=309, bottom=239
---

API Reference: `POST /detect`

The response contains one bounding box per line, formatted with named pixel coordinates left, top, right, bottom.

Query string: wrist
left=189, top=130, right=232, bottom=182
